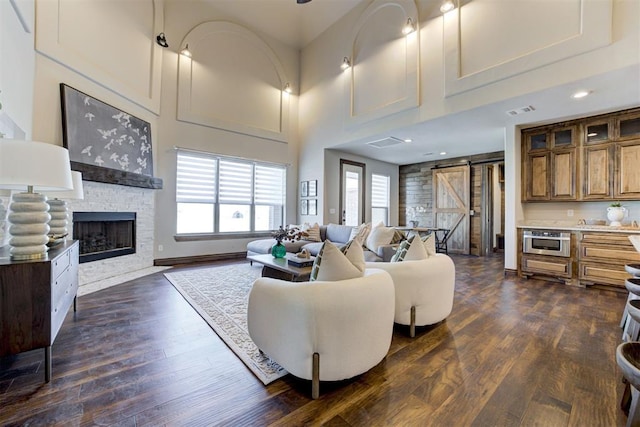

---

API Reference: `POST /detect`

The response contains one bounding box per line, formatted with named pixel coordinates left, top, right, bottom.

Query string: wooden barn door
left=433, top=164, right=470, bottom=254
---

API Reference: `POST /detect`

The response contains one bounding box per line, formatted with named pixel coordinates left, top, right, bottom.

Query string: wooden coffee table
left=247, top=253, right=313, bottom=282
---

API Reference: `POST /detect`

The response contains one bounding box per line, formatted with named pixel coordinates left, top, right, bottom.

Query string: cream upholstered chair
left=366, top=254, right=455, bottom=337
left=247, top=269, right=395, bottom=399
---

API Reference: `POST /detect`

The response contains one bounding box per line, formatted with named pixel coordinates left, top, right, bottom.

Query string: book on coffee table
left=287, top=255, right=315, bottom=268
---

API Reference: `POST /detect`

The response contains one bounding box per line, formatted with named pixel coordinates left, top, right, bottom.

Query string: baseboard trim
left=154, top=252, right=247, bottom=266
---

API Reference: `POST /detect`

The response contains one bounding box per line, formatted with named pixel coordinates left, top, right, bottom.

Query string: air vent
left=506, top=105, right=536, bottom=116
left=366, top=137, right=405, bottom=149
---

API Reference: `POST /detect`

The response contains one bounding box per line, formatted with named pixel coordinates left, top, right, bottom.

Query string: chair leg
left=628, top=386, right=640, bottom=427
left=410, top=306, right=416, bottom=338
left=312, top=352, right=320, bottom=399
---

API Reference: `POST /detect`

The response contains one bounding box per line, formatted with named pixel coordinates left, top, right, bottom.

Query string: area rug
left=163, top=264, right=287, bottom=385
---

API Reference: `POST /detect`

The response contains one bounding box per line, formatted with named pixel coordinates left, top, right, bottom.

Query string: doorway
left=339, top=159, right=366, bottom=226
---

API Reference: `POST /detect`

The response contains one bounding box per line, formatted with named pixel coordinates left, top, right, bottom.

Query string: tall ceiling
left=202, top=0, right=640, bottom=165
left=204, top=0, right=362, bottom=49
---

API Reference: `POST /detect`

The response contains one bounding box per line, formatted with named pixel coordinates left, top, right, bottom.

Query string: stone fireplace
left=67, top=180, right=156, bottom=290
left=73, top=212, right=136, bottom=263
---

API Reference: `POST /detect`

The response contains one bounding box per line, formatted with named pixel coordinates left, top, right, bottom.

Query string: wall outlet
left=567, top=209, right=574, bottom=217
left=158, top=244, right=163, bottom=252
left=329, top=208, right=336, bottom=214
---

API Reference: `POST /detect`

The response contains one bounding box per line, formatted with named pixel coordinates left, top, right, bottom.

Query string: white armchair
left=366, top=254, right=455, bottom=337
left=247, top=269, right=395, bottom=399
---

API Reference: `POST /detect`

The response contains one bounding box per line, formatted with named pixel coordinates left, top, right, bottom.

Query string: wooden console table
left=0, top=240, right=79, bottom=382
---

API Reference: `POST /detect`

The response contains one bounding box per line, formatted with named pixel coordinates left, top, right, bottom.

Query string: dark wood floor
left=0, top=254, right=629, bottom=426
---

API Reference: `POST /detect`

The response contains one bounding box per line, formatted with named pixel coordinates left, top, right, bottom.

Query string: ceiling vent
left=506, top=105, right=536, bottom=116
left=366, top=137, right=405, bottom=149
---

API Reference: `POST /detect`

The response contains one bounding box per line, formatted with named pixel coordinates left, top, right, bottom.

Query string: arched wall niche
left=345, top=0, right=420, bottom=126
left=177, top=21, right=290, bottom=143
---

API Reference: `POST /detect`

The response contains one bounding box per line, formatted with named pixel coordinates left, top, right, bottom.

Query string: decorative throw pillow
left=302, top=222, right=322, bottom=242
left=349, top=222, right=371, bottom=245
left=391, top=235, right=428, bottom=262
left=422, top=233, right=437, bottom=256
left=391, top=228, right=407, bottom=244
left=310, top=240, right=365, bottom=281
left=365, top=222, right=395, bottom=253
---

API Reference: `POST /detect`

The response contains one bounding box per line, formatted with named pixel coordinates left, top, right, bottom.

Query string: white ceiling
left=203, top=1, right=640, bottom=166
left=204, top=0, right=362, bottom=49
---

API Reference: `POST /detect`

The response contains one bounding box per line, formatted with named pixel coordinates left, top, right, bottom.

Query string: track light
left=440, top=0, right=455, bottom=13
left=156, top=32, right=169, bottom=48
left=283, top=82, right=292, bottom=94
left=402, top=17, right=416, bottom=35
left=180, top=44, right=192, bottom=58
left=340, top=56, right=351, bottom=70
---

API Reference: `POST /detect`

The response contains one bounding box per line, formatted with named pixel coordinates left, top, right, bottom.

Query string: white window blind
left=371, top=174, right=389, bottom=208
left=219, top=160, right=252, bottom=204
left=176, top=152, right=217, bottom=203
left=255, top=165, right=285, bottom=205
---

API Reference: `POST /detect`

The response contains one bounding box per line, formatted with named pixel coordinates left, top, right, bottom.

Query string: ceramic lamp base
left=47, top=198, right=69, bottom=236
left=8, top=192, right=51, bottom=260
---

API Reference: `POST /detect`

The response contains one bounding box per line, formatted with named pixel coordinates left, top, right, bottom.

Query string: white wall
left=154, top=0, right=301, bottom=260
left=300, top=0, right=639, bottom=267
left=0, top=0, right=35, bottom=137
left=323, top=149, right=399, bottom=226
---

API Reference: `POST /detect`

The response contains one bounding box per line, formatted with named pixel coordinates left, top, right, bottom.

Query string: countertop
left=517, top=222, right=640, bottom=233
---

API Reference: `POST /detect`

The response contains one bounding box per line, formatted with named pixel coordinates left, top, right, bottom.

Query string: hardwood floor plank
left=0, top=254, right=630, bottom=426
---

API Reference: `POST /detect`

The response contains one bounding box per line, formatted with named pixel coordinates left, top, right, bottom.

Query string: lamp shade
left=0, top=139, right=73, bottom=191
left=43, top=171, right=84, bottom=200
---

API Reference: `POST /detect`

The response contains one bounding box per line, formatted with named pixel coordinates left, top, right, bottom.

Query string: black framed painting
left=301, top=181, right=308, bottom=197
left=308, top=199, right=317, bottom=215
left=301, top=199, right=308, bottom=215
left=60, top=83, right=154, bottom=177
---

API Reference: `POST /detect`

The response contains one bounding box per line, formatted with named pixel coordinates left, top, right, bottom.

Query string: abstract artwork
left=60, top=84, right=154, bottom=177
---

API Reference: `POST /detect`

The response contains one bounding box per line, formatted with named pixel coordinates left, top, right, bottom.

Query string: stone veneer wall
left=65, top=181, right=155, bottom=288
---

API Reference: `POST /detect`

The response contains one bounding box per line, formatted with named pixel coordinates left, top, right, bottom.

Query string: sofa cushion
left=391, top=235, right=428, bottom=262
left=349, top=222, right=371, bottom=244
left=422, top=234, right=437, bottom=256
left=310, top=240, right=364, bottom=282
left=326, top=223, right=354, bottom=244
left=302, top=222, right=322, bottom=242
left=365, top=222, right=395, bottom=253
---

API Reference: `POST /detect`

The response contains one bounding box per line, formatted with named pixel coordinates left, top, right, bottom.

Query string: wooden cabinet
left=0, top=241, right=79, bottom=382
left=522, top=126, right=577, bottom=201
left=523, top=107, right=640, bottom=202
left=521, top=253, right=574, bottom=284
left=578, top=232, right=640, bottom=289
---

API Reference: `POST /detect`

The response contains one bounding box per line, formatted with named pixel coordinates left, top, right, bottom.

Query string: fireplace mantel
left=71, top=161, right=163, bottom=189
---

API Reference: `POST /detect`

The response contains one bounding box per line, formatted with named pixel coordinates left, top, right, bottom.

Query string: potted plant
left=270, top=226, right=308, bottom=258
left=607, top=201, right=626, bottom=226
left=407, top=206, right=426, bottom=228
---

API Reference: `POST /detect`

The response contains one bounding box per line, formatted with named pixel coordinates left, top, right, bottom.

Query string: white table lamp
left=43, top=171, right=84, bottom=238
left=0, top=140, right=73, bottom=260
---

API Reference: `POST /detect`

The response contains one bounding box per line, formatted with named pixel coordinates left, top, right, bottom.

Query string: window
left=371, top=174, right=389, bottom=225
left=176, top=150, right=286, bottom=234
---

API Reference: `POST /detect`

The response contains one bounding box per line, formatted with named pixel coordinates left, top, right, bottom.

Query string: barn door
left=433, top=164, right=470, bottom=254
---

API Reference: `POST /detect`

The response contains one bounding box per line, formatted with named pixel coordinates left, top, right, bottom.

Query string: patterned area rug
left=164, top=263, right=287, bottom=385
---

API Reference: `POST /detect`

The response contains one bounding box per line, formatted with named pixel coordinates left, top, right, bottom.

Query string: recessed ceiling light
left=440, top=151, right=447, bottom=155
left=404, top=138, right=412, bottom=143
left=572, top=90, right=590, bottom=99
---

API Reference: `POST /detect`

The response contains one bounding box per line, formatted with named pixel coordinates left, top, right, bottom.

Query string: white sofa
left=366, top=254, right=455, bottom=337
left=247, top=269, right=395, bottom=399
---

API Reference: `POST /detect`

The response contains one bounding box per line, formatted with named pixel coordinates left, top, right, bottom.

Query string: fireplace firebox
left=73, top=212, right=136, bottom=263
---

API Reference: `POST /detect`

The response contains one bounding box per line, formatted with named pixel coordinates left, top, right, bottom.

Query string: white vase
left=607, top=206, right=625, bottom=226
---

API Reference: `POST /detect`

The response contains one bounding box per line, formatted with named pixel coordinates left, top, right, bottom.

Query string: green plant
left=610, top=201, right=623, bottom=208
